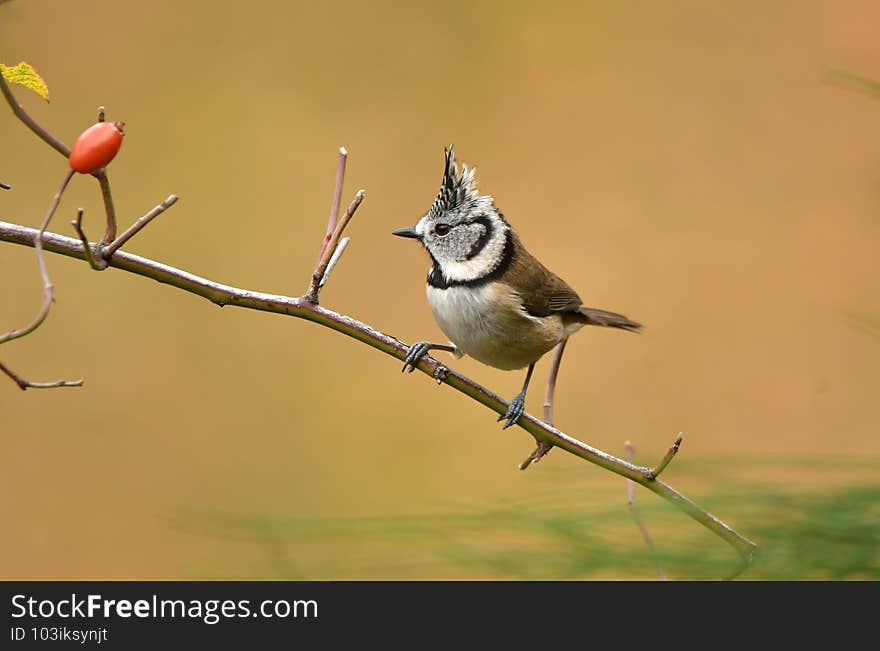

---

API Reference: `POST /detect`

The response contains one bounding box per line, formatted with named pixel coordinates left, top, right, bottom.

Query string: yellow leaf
left=0, top=61, right=50, bottom=102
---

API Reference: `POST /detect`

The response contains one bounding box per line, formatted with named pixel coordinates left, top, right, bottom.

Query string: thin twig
left=519, top=339, right=568, bottom=470
left=0, top=170, right=73, bottom=345
left=647, top=433, right=683, bottom=479
left=104, top=194, right=179, bottom=257
left=626, top=441, right=667, bottom=580
left=0, top=360, right=83, bottom=390
left=315, top=147, right=348, bottom=268
left=319, top=236, right=350, bottom=289
left=0, top=219, right=758, bottom=570
left=71, top=208, right=107, bottom=270
left=95, top=171, right=117, bottom=244
left=0, top=72, right=70, bottom=157
left=306, top=189, right=365, bottom=303
left=542, top=339, right=567, bottom=424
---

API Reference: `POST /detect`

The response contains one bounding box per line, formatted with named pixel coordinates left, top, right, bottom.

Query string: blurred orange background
left=1, top=0, right=878, bottom=579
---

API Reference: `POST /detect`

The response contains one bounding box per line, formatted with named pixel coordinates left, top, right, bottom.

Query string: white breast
left=427, top=284, right=495, bottom=352
left=426, top=283, right=565, bottom=370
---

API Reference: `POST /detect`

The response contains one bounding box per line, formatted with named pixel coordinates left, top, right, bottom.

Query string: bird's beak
left=392, top=226, right=420, bottom=240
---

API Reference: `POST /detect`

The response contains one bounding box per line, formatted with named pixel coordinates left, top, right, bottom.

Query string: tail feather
left=577, top=306, right=642, bottom=333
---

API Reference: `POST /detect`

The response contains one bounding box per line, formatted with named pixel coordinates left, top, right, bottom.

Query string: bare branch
left=626, top=441, right=667, bottom=580
left=104, top=194, right=179, bottom=258
left=1, top=360, right=83, bottom=390
left=0, top=170, right=73, bottom=345
left=71, top=208, right=107, bottom=270
left=0, top=218, right=757, bottom=566
left=306, top=189, right=365, bottom=303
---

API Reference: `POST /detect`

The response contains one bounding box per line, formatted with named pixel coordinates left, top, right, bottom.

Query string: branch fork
left=305, top=147, right=365, bottom=304
left=71, top=193, right=180, bottom=271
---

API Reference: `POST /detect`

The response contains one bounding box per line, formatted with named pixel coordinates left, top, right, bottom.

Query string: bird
left=393, top=145, right=641, bottom=429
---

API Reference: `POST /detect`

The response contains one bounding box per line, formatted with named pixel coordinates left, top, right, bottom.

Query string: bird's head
left=393, top=145, right=510, bottom=284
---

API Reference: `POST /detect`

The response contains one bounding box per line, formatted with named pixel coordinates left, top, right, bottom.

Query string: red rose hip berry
left=69, top=121, right=125, bottom=174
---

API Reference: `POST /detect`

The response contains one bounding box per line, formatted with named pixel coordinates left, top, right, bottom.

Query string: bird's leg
left=498, top=362, right=535, bottom=429
left=401, top=341, right=458, bottom=373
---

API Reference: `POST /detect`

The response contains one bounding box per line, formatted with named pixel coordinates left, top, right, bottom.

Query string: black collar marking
left=465, top=215, right=494, bottom=261
left=427, top=230, right=514, bottom=289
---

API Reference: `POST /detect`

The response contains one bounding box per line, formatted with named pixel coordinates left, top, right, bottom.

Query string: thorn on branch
left=519, top=440, right=552, bottom=470
left=1, top=181, right=10, bottom=190
left=1, top=361, right=83, bottom=390
left=646, top=433, right=683, bottom=480
left=104, top=194, right=179, bottom=258
left=71, top=208, right=108, bottom=270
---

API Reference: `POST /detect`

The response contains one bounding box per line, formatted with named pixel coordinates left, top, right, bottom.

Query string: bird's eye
left=435, top=223, right=451, bottom=236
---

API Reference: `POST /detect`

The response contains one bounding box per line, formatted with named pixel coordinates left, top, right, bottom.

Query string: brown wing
left=505, top=232, right=583, bottom=317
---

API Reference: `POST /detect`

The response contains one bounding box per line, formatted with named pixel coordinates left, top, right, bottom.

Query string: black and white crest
left=428, top=145, right=487, bottom=219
